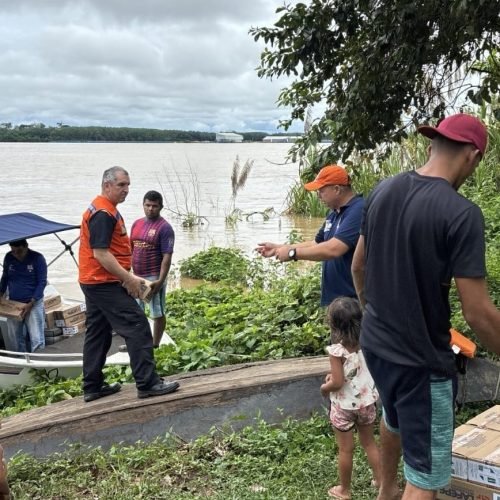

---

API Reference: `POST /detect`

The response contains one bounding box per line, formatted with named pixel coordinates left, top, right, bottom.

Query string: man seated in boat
left=0, top=239, right=47, bottom=352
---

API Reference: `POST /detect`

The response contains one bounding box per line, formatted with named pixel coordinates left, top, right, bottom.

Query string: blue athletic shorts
left=137, top=275, right=166, bottom=319
left=363, top=349, right=457, bottom=490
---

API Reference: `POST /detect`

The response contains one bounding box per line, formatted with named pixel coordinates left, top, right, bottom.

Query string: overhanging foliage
left=250, top=0, right=500, bottom=162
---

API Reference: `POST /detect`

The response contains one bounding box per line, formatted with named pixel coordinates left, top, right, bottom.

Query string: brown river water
left=0, top=142, right=323, bottom=299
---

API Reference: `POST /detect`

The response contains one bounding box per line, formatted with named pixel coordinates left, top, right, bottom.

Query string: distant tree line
left=0, top=123, right=287, bottom=143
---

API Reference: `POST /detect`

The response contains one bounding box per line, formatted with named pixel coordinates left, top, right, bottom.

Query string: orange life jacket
left=79, top=195, right=132, bottom=284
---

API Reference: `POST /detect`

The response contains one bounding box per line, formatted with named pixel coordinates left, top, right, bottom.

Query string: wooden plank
left=0, top=356, right=498, bottom=459
left=0, top=356, right=330, bottom=440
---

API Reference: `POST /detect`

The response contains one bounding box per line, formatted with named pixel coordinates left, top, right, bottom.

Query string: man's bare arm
left=351, top=236, right=366, bottom=308
left=455, top=277, right=500, bottom=354
left=150, top=253, right=172, bottom=295
left=93, top=248, right=142, bottom=298
left=275, top=238, right=349, bottom=262
left=255, top=240, right=316, bottom=258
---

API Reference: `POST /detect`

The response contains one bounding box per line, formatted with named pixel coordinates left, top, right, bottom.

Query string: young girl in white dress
left=320, top=297, right=380, bottom=499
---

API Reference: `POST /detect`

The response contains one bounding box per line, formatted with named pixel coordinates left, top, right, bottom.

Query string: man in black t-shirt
left=352, top=114, right=500, bottom=500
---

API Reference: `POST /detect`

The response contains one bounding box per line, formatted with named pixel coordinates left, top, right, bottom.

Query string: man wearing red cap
left=256, top=164, right=363, bottom=306
left=352, top=113, right=500, bottom=499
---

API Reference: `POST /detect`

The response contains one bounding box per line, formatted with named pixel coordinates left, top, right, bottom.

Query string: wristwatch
left=288, top=248, right=298, bottom=261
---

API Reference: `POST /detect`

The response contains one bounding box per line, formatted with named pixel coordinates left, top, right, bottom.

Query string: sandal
left=327, top=485, right=351, bottom=499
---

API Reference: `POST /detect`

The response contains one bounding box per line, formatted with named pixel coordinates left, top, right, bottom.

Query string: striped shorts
left=363, top=349, right=457, bottom=490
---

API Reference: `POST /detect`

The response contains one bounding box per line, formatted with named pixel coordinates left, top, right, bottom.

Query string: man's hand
left=149, top=280, right=163, bottom=296
left=275, top=246, right=292, bottom=262
left=122, top=275, right=144, bottom=299
left=255, top=242, right=282, bottom=258
left=19, top=301, right=33, bottom=321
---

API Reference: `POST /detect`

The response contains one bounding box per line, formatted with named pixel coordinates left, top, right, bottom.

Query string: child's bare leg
left=357, top=423, right=381, bottom=486
left=331, top=428, right=355, bottom=499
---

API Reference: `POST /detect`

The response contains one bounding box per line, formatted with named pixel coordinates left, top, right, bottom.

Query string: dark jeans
left=80, top=282, right=161, bottom=393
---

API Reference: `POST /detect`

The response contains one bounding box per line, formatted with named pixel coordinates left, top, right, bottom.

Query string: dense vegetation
left=0, top=264, right=325, bottom=417
left=0, top=123, right=280, bottom=143
left=1, top=226, right=498, bottom=417
left=251, top=0, right=500, bottom=162
left=179, top=247, right=249, bottom=283
left=5, top=402, right=492, bottom=499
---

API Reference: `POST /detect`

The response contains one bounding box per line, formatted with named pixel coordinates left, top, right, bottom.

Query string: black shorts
left=363, top=349, right=457, bottom=490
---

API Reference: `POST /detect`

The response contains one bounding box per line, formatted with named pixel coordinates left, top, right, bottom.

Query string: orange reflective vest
left=79, top=195, right=132, bottom=284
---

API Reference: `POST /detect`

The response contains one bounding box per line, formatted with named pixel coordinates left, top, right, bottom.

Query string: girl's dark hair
left=326, top=297, right=362, bottom=350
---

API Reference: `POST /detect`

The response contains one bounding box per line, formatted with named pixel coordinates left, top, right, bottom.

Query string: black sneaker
left=84, top=382, right=122, bottom=403
left=137, top=380, right=179, bottom=399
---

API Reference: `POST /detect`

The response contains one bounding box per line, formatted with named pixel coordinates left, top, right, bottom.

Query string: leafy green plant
left=251, top=1, right=500, bottom=162
left=286, top=229, right=305, bottom=245
left=0, top=265, right=325, bottom=417
left=285, top=181, right=327, bottom=216
left=179, top=246, right=250, bottom=283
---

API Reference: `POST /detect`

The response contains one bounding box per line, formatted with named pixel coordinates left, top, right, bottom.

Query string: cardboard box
left=452, top=425, right=477, bottom=480
left=45, top=335, right=64, bottom=345
left=53, top=302, right=86, bottom=320
left=139, top=279, right=153, bottom=302
left=467, top=406, right=500, bottom=433
left=62, top=320, right=86, bottom=336
left=0, top=299, right=25, bottom=320
left=437, top=477, right=500, bottom=500
left=44, top=327, right=62, bottom=338
left=45, top=309, right=57, bottom=329
left=468, top=443, right=500, bottom=489
left=125, top=275, right=153, bottom=302
left=43, top=294, right=62, bottom=311
left=452, top=407, right=500, bottom=488
left=55, top=311, right=86, bottom=328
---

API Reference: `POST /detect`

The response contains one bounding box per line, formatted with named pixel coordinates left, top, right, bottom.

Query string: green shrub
left=179, top=246, right=249, bottom=283
left=0, top=265, right=325, bottom=416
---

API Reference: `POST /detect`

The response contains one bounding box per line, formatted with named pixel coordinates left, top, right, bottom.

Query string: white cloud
left=0, top=0, right=302, bottom=132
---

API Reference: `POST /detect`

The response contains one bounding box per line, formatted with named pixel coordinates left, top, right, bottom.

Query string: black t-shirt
left=89, top=210, right=116, bottom=249
left=360, top=171, right=486, bottom=375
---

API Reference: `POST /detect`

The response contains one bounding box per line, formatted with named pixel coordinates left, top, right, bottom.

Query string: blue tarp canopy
left=0, top=213, right=80, bottom=267
left=0, top=213, right=79, bottom=245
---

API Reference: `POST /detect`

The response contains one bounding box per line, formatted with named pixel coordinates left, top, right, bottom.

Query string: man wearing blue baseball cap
left=352, top=113, right=500, bottom=499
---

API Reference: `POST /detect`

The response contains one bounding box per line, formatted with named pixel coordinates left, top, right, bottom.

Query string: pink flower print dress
left=326, top=343, right=378, bottom=410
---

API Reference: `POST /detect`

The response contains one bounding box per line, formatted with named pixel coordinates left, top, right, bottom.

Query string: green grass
left=6, top=402, right=495, bottom=499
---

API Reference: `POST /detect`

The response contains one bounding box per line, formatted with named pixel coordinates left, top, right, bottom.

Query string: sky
left=0, top=0, right=302, bottom=133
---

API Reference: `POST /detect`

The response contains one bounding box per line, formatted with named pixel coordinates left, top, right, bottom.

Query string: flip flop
left=327, top=485, right=351, bottom=499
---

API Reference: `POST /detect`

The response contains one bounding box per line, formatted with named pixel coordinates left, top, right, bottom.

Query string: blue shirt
left=315, top=194, right=364, bottom=306
left=0, top=249, right=47, bottom=303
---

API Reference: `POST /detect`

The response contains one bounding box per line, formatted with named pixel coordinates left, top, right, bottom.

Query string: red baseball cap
left=304, top=165, right=350, bottom=191
left=418, top=113, right=488, bottom=156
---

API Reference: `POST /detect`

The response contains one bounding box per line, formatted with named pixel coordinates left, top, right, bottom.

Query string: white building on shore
left=216, top=132, right=243, bottom=143
left=262, top=135, right=301, bottom=143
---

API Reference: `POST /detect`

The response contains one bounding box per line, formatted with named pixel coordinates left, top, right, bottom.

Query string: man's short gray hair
left=102, top=166, right=129, bottom=186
